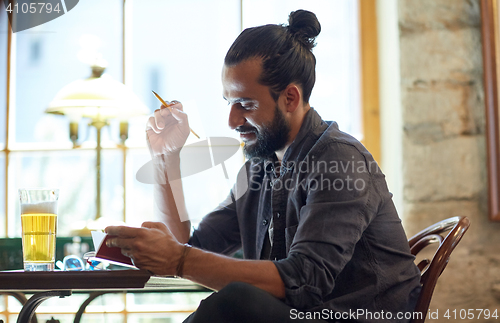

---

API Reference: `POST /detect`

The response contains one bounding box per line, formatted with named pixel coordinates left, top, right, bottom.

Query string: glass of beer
left=19, top=188, right=59, bottom=271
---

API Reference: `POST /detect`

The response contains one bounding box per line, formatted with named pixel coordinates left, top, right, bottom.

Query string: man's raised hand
left=146, top=101, right=190, bottom=157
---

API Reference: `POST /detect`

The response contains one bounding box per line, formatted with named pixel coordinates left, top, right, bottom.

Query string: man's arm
left=105, top=223, right=285, bottom=298
left=183, top=247, right=286, bottom=298
left=152, top=153, right=191, bottom=243
left=145, top=101, right=191, bottom=243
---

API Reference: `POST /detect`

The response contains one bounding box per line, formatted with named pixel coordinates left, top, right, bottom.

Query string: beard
left=239, top=105, right=291, bottom=159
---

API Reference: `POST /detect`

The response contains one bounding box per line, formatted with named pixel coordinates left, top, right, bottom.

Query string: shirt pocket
left=285, top=224, right=298, bottom=255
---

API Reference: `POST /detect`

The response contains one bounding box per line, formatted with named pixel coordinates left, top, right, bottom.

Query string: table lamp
left=46, top=64, right=148, bottom=231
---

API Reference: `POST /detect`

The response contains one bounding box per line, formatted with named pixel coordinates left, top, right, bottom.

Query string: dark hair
left=224, top=10, right=321, bottom=103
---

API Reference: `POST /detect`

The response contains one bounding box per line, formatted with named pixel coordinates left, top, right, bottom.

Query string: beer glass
left=19, top=188, right=59, bottom=271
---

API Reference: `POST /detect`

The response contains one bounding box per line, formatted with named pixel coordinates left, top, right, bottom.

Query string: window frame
left=480, top=0, right=500, bottom=221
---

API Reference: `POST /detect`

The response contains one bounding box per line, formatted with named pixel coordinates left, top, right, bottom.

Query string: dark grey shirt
left=189, top=108, right=421, bottom=322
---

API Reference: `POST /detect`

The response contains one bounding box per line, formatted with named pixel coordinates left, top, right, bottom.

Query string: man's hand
left=106, top=223, right=285, bottom=298
left=146, top=101, right=190, bottom=157
left=105, top=222, right=184, bottom=276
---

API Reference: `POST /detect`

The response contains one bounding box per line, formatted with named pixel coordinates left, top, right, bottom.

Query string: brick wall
left=399, top=0, right=500, bottom=320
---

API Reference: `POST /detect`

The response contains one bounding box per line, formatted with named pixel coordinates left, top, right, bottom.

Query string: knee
left=218, top=282, right=255, bottom=297
left=199, top=282, right=264, bottom=314
left=214, top=282, right=258, bottom=306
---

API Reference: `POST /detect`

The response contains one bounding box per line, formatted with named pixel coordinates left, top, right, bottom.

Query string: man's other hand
left=105, top=222, right=184, bottom=276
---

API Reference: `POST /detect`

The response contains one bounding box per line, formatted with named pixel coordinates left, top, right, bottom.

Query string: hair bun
left=287, top=10, right=321, bottom=50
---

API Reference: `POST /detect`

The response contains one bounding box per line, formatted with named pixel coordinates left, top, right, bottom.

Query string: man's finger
left=105, top=225, right=141, bottom=238
left=154, top=108, right=166, bottom=130
left=141, top=221, right=164, bottom=230
left=169, top=106, right=188, bottom=124
left=105, top=236, right=131, bottom=249
left=169, top=101, right=183, bottom=111
left=146, top=116, right=161, bottom=134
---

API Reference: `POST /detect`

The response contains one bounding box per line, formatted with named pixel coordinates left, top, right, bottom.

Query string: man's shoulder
left=319, top=121, right=362, bottom=147
left=300, top=120, right=382, bottom=178
left=312, top=122, right=370, bottom=156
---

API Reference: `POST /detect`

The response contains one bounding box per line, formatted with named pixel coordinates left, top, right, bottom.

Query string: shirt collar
left=281, top=108, right=328, bottom=164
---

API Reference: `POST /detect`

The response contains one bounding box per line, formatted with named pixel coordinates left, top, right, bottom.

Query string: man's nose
left=228, top=105, right=245, bottom=130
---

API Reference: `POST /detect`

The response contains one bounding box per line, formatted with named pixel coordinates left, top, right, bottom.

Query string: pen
left=151, top=90, right=200, bottom=139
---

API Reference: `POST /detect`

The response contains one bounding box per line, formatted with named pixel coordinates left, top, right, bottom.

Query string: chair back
left=408, top=216, right=470, bottom=323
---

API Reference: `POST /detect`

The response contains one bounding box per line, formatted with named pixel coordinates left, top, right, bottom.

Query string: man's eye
left=241, top=104, right=256, bottom=110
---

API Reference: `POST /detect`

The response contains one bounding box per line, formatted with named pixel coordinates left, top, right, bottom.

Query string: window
left=4, top=0, right=125, bottom=238
left=2, top=0, right=361, bottom=235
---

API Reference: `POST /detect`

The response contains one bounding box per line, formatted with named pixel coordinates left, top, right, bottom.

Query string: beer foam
left=21, top=201, right=57, bottom=214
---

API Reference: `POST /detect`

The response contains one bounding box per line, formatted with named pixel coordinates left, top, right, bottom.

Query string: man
left=106, top=10, right=421, bottom=323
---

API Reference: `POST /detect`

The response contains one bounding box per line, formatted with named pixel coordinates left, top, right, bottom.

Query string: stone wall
left=399, top=0, right=500, bottom=320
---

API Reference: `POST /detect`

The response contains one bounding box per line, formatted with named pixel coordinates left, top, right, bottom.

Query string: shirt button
left=263, top=219, right=268, bottom=226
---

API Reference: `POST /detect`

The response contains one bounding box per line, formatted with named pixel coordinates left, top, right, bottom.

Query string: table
left=0, top=270, right=209, bottom=323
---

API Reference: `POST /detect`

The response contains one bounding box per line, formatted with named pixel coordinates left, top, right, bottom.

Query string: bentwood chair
left=408, top=216, right=470, bottom=323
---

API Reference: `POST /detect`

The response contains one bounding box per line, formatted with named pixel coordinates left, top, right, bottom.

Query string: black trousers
left=183, top=282, right=329, bottom=323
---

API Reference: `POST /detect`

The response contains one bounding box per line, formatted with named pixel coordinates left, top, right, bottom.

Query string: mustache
left=236, top=126, right=257, bottom=133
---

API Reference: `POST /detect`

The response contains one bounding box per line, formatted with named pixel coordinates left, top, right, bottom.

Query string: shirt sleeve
left=272, top=142, right=383, bottom=309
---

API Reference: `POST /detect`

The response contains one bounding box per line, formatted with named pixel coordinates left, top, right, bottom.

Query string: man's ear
left=282, top=84, right=302, bottom=113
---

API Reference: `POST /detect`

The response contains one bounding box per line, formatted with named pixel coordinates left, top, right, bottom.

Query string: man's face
left=222, top=59, right=291, bottom=159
